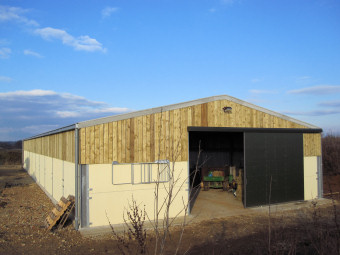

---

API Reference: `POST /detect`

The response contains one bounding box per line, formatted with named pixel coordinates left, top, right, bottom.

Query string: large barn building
left=23, top=95, right=323, bottom=230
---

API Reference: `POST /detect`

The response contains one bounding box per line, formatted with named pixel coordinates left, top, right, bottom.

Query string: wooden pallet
left=45, top=195, right=75, bottom=231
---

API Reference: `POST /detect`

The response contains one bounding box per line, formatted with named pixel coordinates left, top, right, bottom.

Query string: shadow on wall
left=24, top=157, right=37, bottom=181
left=24, top=158, right=30, bottom=171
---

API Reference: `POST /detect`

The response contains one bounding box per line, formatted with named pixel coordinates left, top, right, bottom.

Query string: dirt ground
left=1, top=165, right=339, bottom=254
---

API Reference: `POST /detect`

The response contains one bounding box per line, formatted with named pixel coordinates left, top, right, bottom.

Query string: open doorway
left=188, top=131, right=244, bottom=213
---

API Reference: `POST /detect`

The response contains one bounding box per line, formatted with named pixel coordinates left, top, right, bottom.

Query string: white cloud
left=0, top=89, right=56, bottom=98
left=0, top=5, right=39, bottom=26
left=56, top=107, right=130, bottom=118
left=0, top=75, right=12, bottom=82
left=282, top=109, right=340, bottom=116
left=288, top=85, right=340, bottom=95
left=0, top=47, right=11, bottom=58
left=0, top=89, right=131, bottom=140
left=22, top=124, right=60, bottom=135
left=319, top=100, right=340, bottom=107
left=34, top=27, right=106, bottom=52
left=24, top=49, right=43, bottom=58
left=102, top=7, right=118, bottom=18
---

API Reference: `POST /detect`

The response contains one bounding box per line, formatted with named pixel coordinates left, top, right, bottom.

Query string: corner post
left=75, top=124, right=80, bottom=230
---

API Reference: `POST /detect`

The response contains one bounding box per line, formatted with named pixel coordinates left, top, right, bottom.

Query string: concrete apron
left=80, top=189, right=334, bottom=238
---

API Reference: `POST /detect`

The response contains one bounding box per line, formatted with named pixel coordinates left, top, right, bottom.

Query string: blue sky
left=1, top=0, right=340, bottom=141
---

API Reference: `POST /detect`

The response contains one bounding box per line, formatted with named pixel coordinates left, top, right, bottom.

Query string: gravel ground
left=1, top=165, right=339, bottom=255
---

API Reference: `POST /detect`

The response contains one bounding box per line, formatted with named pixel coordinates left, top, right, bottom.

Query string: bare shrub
left=107, top=199, right=147, bottom=255
left=322, top=134, right=340, bottom=175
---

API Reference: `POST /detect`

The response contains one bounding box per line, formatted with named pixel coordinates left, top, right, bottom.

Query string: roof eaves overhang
left=23, top=124, right=76, bottom=141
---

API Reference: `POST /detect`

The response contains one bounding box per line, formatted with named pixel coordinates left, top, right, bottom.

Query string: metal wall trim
left=188, top=127, right=322, bottom=133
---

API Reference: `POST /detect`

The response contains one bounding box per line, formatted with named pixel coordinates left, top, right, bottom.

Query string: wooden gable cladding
left=79, top=99, right=310, bottom=164
left=303, top=133, right=322, bottom=156
left=23, top=130, right=75, bottom=163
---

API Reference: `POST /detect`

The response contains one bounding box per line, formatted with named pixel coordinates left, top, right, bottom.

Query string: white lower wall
left=304, top=156, right=319, bottom=200
left=88, top=161, right=189, bottom=227
left=23, top=151, right=75, bottom=203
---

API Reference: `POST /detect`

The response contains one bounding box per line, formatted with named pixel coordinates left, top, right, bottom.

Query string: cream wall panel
left=44, top=156, right=53, bottom=195
left=39, top=156, right=45, bottom=187
left=63, top=161, right=75, bottom=197
left=45, top=156, right=56, bottom=197
left=112, top=164, right=132, bottom=185
left=38, top=155, right=45, bottom=185
left=53, top=161, right=64, bottom=201
left=304, top=156, right=318, bottom=200
left=31, top=153, right=36, bottom=180
left=22, top=151, right=75, bottom=203
left=88, top=161, right=188, bottom=227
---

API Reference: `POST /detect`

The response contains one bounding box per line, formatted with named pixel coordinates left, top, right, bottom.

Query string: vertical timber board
left=247, top=107, right=253, bottom=127
left=201, top=103, right=208, bottom=127
left=263, top=112, right=269, bottom=128
left=44, top=136, right=49, bottom=157
left=99, top=124, right=104, bottom=164
left=132, top=118, right=139, bottom=163
left=187, top=106, right=193, bottom=127
left=242, top=105, right=247, bottom=127
left=164, top=111, right=170, bottom=160
left=85, top=127, right=91, bottom=164
left=103, top=123, right=109, bottom=163
left=117, top=121, right=122, bottom=163
left=121, top=120, right=127, bottom=163
left=62, top=132, right=67, bottom=161
left=126, top=119, right=131, bottom=163
left=58, top=133, right=63, bottom=161
left=146, top=115, right=151, bottom=162
left=121, top=120, right=126, bottom=163
left=38, top=137, right=42, bottom=155
left=66, top=132, right=71, bottom=162
left=181, top=107, right=188, bottom=161
left=142, top=115, right=147, bottom=162
left=214, top=100, right=221, bottom=127
left=168, top=110, right=174, bottom=161
left=160, top=111, right=166, bottom=160
left=112, top=122, right=118, bottom=161
left=94, top=125, right=100, bottom=164
left=229, top=101, right=237, bottom=127
left=207, top=102, right=214, bottom=127
left=154, top=113, right=160, bottom=161
left=137, top=116, right=143, bottom=163
left=66, top=132, right=70, bottom=162
left=71, top=130, right=75, bottom=163
left=194, top=104, right=201, bottom=127
left=41, top=137, right=45, bottom=157
left=90, top=126, right=95, bottom=164
left=150, top=114, right=155, bottom=162
left=303, top=133, right=321, bottom=156
left=173, top=109, right=181, bottom=161
left=130, top=118, right=135, bottom=163
left=108, top=122, right=113, bottom=163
